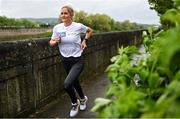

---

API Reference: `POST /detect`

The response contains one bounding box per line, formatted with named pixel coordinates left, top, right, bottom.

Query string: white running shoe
left=70, top=100, right=80, bottom=117
left=80, top=96, right=88, bottom=110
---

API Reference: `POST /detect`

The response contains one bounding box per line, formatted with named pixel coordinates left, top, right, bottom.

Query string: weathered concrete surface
left=29, top=74, right=110, bottom=118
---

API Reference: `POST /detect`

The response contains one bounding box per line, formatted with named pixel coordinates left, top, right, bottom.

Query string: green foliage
left=90, top=13, right=112, bottom=32
left=148, top=0, right=174, bottom=15
left=74, top=11, right=91, bottom=26
left=0, top=16, right=39, bottom=28
left=92, top=0, right=180, bottom=118
left=91, top=98, right=111, bottom=112
left=147, top=0, right=180, bottom=29
left=161, top=9, right=180, bottom=27
left=74, top=11, right=149, bottom=32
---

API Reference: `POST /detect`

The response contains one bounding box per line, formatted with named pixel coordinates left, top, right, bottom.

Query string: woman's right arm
left=49, top=36, right=61, bottom=47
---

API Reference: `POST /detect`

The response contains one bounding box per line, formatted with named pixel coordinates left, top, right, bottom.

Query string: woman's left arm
left=81, top=27, right=93, bottom=49
left=84, top=27, right=93, bottom=41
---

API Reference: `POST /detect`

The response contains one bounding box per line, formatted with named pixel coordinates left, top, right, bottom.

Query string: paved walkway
left=29, top=74, right=110, bottom=118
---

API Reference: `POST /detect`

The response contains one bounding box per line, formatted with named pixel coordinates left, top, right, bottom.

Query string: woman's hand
left=81, top=39, right=87, bottom=50
left=49, top=36, right=61, bottom=47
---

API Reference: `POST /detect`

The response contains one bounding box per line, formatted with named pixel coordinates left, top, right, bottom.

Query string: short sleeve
left=51, top=26, right=58, bottom=39
left=80, top=23, right=88, bottom=33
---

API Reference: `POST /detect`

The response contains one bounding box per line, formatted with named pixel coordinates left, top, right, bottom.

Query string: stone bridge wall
left=0, top=28, right=51, bottom=37
left=0, top=30, right=143, bottom=117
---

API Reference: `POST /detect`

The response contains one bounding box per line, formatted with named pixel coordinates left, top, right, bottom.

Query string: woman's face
left=60, top=7, right=72, bottom=23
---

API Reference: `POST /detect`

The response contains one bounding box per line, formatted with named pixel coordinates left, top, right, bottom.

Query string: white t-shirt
left=51, top=22, right=88, bottom=57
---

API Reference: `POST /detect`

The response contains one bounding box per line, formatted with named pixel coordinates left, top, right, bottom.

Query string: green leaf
left=156, top=27, right=180, bottom=67
left=161, top=9, right=180, bottom=26
left=173, top=0, right=180, bottom=8
left=148, top=72, right=159, bottom=89
left=91, top=98, right=111, bottom=112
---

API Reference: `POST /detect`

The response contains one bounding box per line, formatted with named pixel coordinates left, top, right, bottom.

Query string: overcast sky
left=0, top=0, right=160, bottom=25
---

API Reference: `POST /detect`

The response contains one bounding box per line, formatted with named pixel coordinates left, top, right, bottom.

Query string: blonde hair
left=61, top=5, right=74, bottom=17
left=59, top=4, right=74, bottom=22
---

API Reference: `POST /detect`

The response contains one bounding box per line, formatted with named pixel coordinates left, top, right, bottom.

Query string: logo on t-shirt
left=60, top=31, right=66, bottom=37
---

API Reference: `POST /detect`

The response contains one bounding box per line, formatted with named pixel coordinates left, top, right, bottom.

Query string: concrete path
left=29, top=74, right=110, bottom=118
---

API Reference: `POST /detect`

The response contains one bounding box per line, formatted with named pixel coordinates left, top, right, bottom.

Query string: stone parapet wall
left=0, top=30, right=143, bottom=117
left=0, top=28, right=51, bottom=37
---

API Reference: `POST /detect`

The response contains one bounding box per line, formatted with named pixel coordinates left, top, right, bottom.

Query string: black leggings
left=61, top=56, right=85, bottom=103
